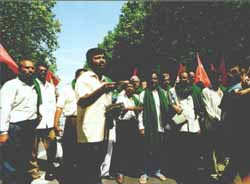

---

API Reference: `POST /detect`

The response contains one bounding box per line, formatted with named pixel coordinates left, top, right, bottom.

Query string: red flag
left=0, top=44, right=18, bottom=74
left=194, top=53, right=211, bottom=87
left=175, top=63, right=186, bottom=83
left=132, top=67, right=138, bottom=76
left=177, top=63, right=186, bottom=76
left=219, top=56, right=227, bottom=86
left=210, top=63, right=216, bottom=72
left=46, top=70, right=59, bottom=86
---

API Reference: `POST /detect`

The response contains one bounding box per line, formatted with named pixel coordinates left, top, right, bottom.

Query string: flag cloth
left=219, top=56, right=227, bottom=86
left=175, top=63, right=186, bottom=83
left=210, top=63, right=216, bottom=72
left=194, top=53, right=211, bottom=87
left=132, top=67, right=138, bottom=76
left=0, top=44, right=18, bottom=74
left=46, top=70, right=59, bottom=86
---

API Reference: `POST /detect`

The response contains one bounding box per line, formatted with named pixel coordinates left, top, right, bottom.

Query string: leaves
left=99, top=1, right=250, bottom=80
left=0, top=0, right=61, bottom=71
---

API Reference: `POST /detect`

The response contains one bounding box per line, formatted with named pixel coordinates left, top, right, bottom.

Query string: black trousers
left=168, top=132, right=201, bottom=184
left=77, top=141, right=106, bottom=184
left=61, top=116, right=78, bottom=183
left=2, top=119, right=37, bottom=184
left=112, top=119, right=140, bottom=176
left=139, top=132, right=165, bottom=176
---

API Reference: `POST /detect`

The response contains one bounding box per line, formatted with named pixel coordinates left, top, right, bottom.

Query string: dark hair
left=145, top=70, right=160, bottom=83
left=75, top=68, right=86, bottom=79
left=86, top=48, right=105, bottom=67
left=36, top=61, right=48, bottom=70
left=175, top=81, right=192, bottom=99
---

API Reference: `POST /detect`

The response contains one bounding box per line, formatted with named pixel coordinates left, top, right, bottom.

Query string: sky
left=53, top=1, right=125, bottom=87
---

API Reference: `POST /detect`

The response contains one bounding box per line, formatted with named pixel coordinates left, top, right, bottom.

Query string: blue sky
left=53, top=1, right=125, bottom=87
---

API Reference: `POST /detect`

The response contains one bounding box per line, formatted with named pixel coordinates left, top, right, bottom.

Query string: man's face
left=227, top=65, right=241, bottom=84
left=91, top=54, right=106, bottom=72
left=189, top=72, right=195, bottom=83
left=241, top=73, right=250, bottom=88
left=131, top=76, right=140, bottom=89
left=162, top=73, right=170, bottom=85
left=180, top=72, right=189, bottom=83
left=19, top=60, right=35, bottom=80
left=151, top=73, right=159, bottom=88
left=36, top=65, right=48, bottom=81
left=125, top=83, right=135, bottom=97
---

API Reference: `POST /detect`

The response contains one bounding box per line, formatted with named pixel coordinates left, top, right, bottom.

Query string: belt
left=66, top=115, right=77, bottom=118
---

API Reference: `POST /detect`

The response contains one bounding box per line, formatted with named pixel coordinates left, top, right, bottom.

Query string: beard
left=175, top=81, right=192, bottom=99
left=18, top=72, right=34, bottom=86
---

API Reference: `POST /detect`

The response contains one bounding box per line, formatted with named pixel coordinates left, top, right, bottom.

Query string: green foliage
left=99, top=1, right=250, bottom=80
left=0, top=0, right=61, bottom=71
left=99, top=1, right=154, bottom=80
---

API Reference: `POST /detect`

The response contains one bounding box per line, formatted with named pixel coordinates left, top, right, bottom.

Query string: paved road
left=30, top=173, right=177, bottom=184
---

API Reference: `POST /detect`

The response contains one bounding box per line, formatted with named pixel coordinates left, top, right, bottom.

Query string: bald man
left=0, top=60, right=39, bottom=184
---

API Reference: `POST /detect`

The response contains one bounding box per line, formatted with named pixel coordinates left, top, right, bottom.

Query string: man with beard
left=168, top=71, right=201, bottom=184
left=30, top=61, right=57, bottom=181
left=0, top=60, right=39, bottom=184
left=75, top=48, right=116, bottom=184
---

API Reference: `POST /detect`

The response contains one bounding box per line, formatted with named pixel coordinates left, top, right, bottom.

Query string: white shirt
left=138, top=90, right=164, bottom=132
left=56, top=84, right=77, bottom=116
left=202, top=87, right=223, bottom=121
left=169, top=88, right=200, bottom=133
left=75, top=71, right=112, bottom=143
left=116, top=90, right=137, bottom=120
left=0, top=78, right=38, bottom=132
left=36, top=80, right=56, bottom=129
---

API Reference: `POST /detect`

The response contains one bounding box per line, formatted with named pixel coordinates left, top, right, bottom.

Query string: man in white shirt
left=0, top=60, right=38, bottom=184
left=31, top=62, right=57, bottom=181
left=54, top=68, right=85, bottom=183
left=75, top=48, right=116, bottom=184
left=138, top=71, right=169, bottom=184
left=168, top=77, right=201, bottom=184
left=112, top=82, right=142, bottom=184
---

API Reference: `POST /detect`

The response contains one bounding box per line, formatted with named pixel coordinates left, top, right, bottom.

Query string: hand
left=0, top=133, right=9, bottom=143
left=54, top=126, right=63, bottom=136
left=173, top=105, right=182, bottom=114
left=139, top=129, right=145, bottom=136
left=101, top=82, right=116, bottom=93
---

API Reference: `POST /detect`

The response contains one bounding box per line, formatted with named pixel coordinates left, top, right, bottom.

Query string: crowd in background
left=1, top=47, right=250, bottom=184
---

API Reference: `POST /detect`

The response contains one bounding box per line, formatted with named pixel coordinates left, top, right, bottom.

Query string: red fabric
left=177, top=63, right=186, bottom=76
left=46, top=70, right=59, bottom=86
left=132, top=67, right=138, bottom=76
left=219, top=56, right=227, bottom=86
left=175, top=63, right=186, bottom=83
left=194, top=53, right=211, bottom=87
left=242, top=176, right=250, bottom=184
left=210, top=63, right=216, bottom=72
left=0, top=44, right=18, bottom=74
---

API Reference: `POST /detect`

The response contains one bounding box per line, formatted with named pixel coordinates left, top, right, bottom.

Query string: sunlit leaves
left=0, top=0, right=61, bottom=71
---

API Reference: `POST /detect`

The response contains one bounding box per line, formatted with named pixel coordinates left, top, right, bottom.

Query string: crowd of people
left=1, top=47, right=250, bottom=184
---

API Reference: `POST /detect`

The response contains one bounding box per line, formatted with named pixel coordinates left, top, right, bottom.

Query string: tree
left=0, top=0, right=60, bottom=71
left=98, top=1, right=153, bottom=80
left=99, top=1, right=250, bottom=81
